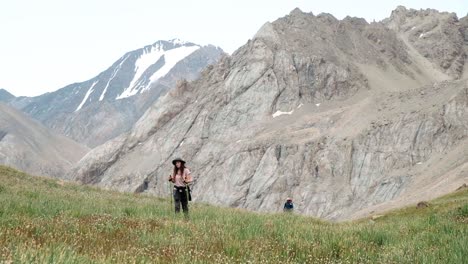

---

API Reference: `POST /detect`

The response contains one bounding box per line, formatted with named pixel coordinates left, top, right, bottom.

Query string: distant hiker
left=283, top=198, right=294, bottom=212
left=168, top=157, right=192, bottom=216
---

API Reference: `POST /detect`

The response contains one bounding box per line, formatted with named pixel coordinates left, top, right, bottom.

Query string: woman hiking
left=168, top=157, right=192, bottom=216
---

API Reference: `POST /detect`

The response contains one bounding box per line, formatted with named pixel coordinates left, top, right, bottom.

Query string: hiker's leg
left=181, top=190, right=189, bottom=214
left=174, top=189, right=181, bottom=213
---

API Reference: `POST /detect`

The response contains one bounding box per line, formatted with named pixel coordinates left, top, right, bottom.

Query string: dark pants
left=173, top=186, right=189, bottom=214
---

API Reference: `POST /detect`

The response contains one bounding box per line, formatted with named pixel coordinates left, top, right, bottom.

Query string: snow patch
left=315, top=103, right=321, bottom=107
left=117, top=44, right=165, bottom=99
left=75, top=81, right=98, bottom=112
left=411, top=26, right=416, bottom=30
left=297, top=103, right=303, bottom=109
left=100, top=54, right=129, bottom=101
left=419, top=33, right=425, bottom=38
left=117, top=43, right=199, bottom=100
left=272, top=110, right=294, bottom=118
left=142, top=45, right=200, bottom=93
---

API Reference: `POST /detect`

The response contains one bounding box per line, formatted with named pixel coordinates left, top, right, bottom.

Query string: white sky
left=1, top=0, right=466, bottom=97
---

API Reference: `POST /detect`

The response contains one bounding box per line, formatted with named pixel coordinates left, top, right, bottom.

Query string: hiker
left=283, top=198, right=294, bottom=212
left=168, top=157, right=192, bottom=216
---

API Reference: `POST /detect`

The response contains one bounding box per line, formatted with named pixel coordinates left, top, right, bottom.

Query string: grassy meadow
left=0, top=165, right=467, bottom=263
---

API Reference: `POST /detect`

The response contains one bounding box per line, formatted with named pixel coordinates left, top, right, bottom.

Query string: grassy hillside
left=0, top=166, right=467, bottom=263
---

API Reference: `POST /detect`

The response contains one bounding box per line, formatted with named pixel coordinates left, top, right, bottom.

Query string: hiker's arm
left=184, top=169, right=193, bottom=184
left=168, top=174, right=174, bottom=182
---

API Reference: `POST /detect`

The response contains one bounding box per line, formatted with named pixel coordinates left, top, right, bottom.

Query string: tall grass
left=0, top=165, right=467, bottom=263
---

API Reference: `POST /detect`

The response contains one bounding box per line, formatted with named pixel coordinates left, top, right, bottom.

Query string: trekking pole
left=169, top=181, right=173, bottom=215
left=185, top=184, right=189, bottom=203
left=185, top=182, right=191, bottom=220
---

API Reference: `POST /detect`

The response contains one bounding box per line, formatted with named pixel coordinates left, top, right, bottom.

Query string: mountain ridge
left=9, top=39, right=224, bottom=147
left=0, top=103, right=89, bottom=178
left=0, top=89, right=15, bottom=102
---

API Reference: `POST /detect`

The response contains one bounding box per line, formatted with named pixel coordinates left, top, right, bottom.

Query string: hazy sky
left=1, top=0, right=467, bottom=96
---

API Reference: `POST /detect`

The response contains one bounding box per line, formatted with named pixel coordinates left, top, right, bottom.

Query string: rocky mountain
left=0, top=89, right=15, bottom=102
left=10, top=39, right=224, bottom=147
left=0, top=103, right=89, bottom=178
left=72, top=7, right=468, bottom=220
left=383, top=6, right=466, bottom=78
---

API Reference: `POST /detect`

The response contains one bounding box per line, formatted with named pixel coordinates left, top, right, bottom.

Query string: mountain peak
left=0, top=88, right=15, bottom=102
left=144, top=39, right=199, bottom=54
left=169, top=38, right=189, bottom=46
left=0, top=88, right=13, bottom=95
left=393, top=5, right=408, bottom=14
left=388, top=5, right=459, bottom=22
left=384, top=5, right=465, bottom=78
left=16, top=38, right=224, bottom=147
left=289, top=7, right=305, bottom=16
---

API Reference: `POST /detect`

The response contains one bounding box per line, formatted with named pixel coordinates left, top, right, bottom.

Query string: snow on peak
left=142, top=45, right=200, bottom=92
left=100, top=54, right=129, bottom=101
left=272, top=109, right=294, bottom=118
left=117, top=44, right=165, bottom=99
left=117, top=44, right=200, bottom=100
left=75, top=80, right=98, bottom=112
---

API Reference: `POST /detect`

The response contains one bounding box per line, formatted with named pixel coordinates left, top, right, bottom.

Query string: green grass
left=0, top=165, right=467, bottom=263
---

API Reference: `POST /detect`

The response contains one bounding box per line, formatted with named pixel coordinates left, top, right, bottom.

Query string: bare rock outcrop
left=384, top=6, right=466, bottom=78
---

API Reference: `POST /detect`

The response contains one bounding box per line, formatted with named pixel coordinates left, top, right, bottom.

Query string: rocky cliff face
left=10, top=40, right=224, bottom=147
left=0, top=103, right=89, bottom=178
left=384, top=6, right=466, bottom=78
left=73, top=7, right=468, bottom=220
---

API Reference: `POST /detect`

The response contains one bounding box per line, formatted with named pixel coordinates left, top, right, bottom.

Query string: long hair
left=173, top=162, right=186, bottom=177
